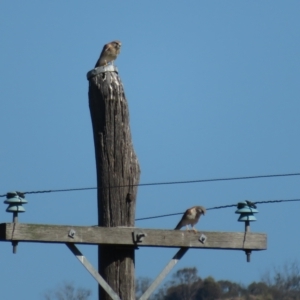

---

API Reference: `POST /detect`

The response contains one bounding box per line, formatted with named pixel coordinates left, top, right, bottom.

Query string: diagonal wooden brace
left=139, top=247, right=189, bottom=300
left=66, top=243, right=121, bottom=300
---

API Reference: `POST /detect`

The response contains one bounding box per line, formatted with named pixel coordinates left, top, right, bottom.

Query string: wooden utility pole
left=0, top=68, right=268, bottom=300
left=88, top=67, right=140, bottom=300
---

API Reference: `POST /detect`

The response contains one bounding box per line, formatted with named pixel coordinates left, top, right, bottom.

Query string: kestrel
left=175, top=206, right=206, bottom=232
left=95, top=40, right=122, bottom=67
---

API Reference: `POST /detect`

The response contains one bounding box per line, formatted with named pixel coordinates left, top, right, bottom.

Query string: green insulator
left=238, top=214, right=257, bottom=222
left=6, top=205, right=26, bottom=213
left=4, top=191, right=28, bottom=213
left=235, top=201, right=258, bottom=222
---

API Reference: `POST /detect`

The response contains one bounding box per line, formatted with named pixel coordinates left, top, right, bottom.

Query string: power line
left=136, top=172, right=300, bottom=187
left=1, top=172, right=299, bottom=198
left=135, top=198, right=300, bottom=221
left=0, top=187, right=96, bottom=198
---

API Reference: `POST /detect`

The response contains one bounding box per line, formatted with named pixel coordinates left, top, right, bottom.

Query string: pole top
left=86, top=65, right=118, bottom=80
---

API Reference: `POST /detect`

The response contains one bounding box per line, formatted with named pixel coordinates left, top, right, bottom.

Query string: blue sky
left=1, top=1, right=300, bottom=299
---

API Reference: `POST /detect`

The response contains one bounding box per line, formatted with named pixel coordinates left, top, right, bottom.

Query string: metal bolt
left=133, top=231, right=146, bottom=243
left=199, top=234, right=207, bottom=244
left=12, top=241, right=18, bottom=254
left=245, top=250, right=251, bottom=262
left=68, top=229, right=76, bottom=238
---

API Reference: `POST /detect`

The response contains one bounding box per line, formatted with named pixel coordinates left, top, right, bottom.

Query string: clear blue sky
left=1, top=1, right=300, bottom=299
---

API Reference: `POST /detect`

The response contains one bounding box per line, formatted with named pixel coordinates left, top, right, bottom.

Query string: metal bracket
left=68, top=229, right=76, bottom=238
left=139, top=247, right=188, bottom=300
left=199, top=233, right=207, bottom=244
left=132, top=230, right=146, bottom=243
left=66, top=243, right=121, bottom=300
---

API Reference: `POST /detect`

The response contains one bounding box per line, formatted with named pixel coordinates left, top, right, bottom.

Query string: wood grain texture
left=0, top=223, right=267, bottom=250
left=88, top=70, right=140, bottom=300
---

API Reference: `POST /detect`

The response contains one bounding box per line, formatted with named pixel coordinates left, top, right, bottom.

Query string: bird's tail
left=174, top=223, right=182, bottom=230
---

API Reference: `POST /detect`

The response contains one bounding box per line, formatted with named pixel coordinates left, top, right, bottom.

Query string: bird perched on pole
left=175, top=206, right=206, bottom=232
left=95, top=40, right=122, bottom=67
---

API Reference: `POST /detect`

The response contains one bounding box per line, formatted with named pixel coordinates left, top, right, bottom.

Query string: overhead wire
left=1, top=172, right=299, bottom=222
left=135, top=198, right=300, bottom=221
left=0, top=171, right=299, bottom=198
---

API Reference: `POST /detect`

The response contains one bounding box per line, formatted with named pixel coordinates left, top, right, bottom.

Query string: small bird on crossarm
left=95, top=40, right=122, bottom=67
left=175, top=206, right=206, bottom=232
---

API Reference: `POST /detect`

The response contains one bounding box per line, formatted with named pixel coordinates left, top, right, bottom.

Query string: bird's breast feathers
left=186, top=208, right=197, bottom=219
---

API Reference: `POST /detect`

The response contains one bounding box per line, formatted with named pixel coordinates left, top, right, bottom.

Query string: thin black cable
left=254, top=198, right=300, bottom=205
left=1, top=172, right=299, bottom=198
left=135, top=204, right=237, bottom=221
left=135, top=198, right=300, bottom=221
left=0, top=187, right=96, bottom=198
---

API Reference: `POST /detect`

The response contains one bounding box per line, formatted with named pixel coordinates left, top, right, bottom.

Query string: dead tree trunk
left=88, top=69, right=140, bottom=300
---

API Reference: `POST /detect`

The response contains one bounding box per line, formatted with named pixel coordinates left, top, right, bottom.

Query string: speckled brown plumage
left=175, top=206, right=206, bottom=232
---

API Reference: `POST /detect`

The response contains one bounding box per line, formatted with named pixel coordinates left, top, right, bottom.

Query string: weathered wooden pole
left=88, top=66, right=140, bottom=300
